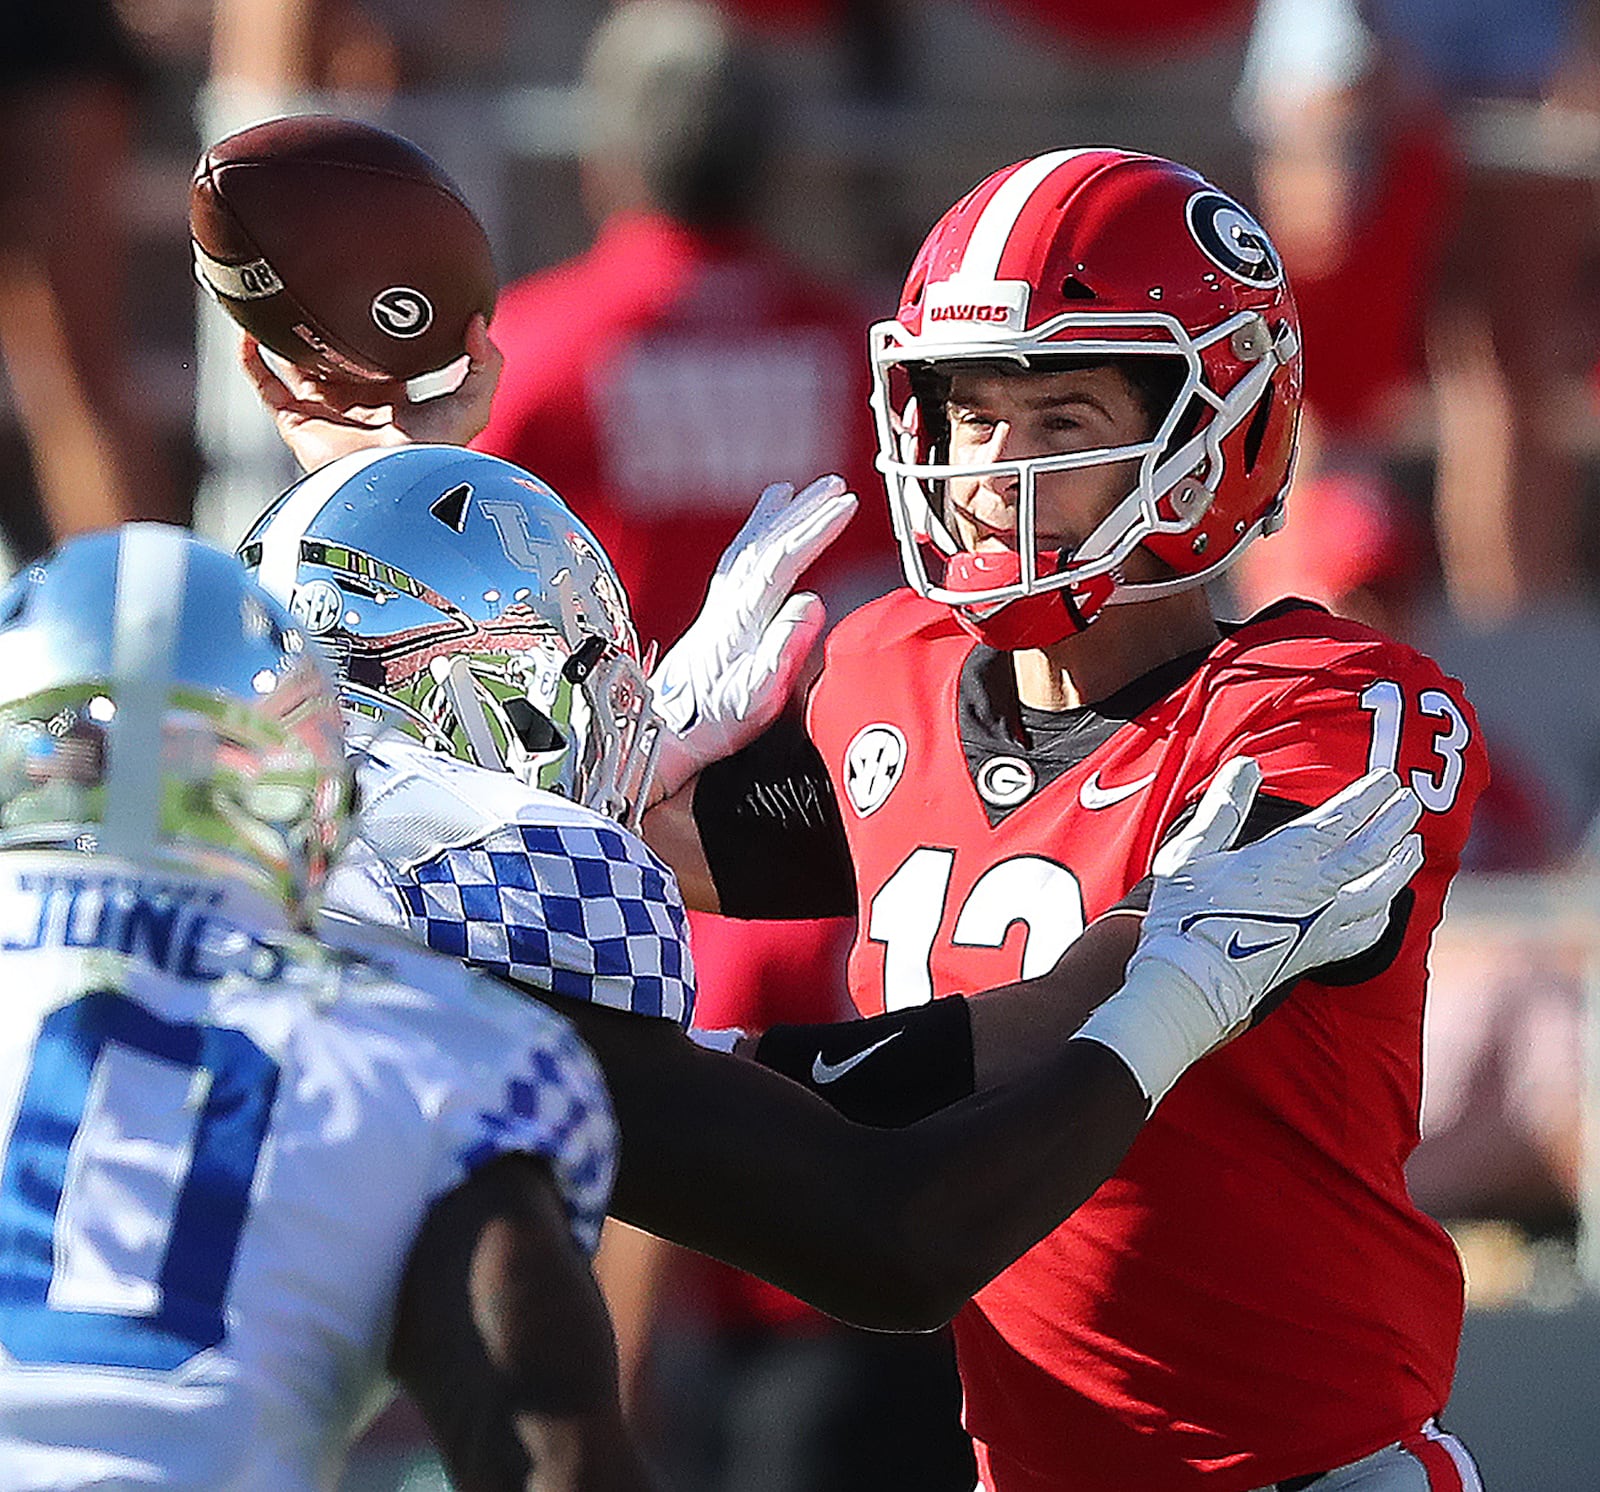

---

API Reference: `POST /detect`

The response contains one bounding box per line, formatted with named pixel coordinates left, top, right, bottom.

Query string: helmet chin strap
left=952, top=589, right=1089, bottom=650
left=946, top=550, right=1117, bottom=649
left=948, top=500, right=1281, bottom=651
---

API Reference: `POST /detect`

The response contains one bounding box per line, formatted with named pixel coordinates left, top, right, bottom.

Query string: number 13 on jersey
left=1360, top=679, right=1473, bottom=815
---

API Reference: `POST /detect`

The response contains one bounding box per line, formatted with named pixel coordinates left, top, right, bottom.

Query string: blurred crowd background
left=7, top=1, right=1600, bottom=1487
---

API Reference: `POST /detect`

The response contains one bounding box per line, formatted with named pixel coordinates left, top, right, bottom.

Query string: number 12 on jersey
left=1359, top=679, right=1473, bottom=815
left=868, top=850, right=1086, bottom=1010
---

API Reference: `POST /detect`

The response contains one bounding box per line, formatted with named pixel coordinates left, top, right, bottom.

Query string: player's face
left=942, top=364, right=1153, bottom=561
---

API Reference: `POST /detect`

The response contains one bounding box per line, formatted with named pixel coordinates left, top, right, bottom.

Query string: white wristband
left=686, top=1025, right=747, bottom=1055
left=1071, top=950, right=1225, bottom=1107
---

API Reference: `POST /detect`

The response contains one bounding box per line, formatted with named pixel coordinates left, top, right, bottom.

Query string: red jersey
left=805, top=590, right=1487, bottom=1492
left=475, top=209, right=892, bottom=651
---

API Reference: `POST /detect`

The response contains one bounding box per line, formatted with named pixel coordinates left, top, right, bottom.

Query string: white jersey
left=0, top=855, right=616, bottom=1492
left=326, top=735, right=695, bottom=1027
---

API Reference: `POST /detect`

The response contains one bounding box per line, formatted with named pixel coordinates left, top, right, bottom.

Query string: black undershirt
left=958, top=636, right=1220, bottom=829
left=694, top=627, right=1232, bottom=917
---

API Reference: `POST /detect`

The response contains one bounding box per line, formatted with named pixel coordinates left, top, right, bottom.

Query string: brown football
left=190, top=115, right=496, bottom=392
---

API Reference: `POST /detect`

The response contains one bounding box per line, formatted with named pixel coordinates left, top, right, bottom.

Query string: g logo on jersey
left=371, top=286, right=434, bottom=338
left=845, top=724, right=906, bottom=817
left=976, top=755, right=1035, bottom=808
left=1186, top=191, right=1283, bottom=288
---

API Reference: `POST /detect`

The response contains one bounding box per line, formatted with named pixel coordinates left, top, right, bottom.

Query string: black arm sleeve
left=692, top=712, right=856, bottom=919
left=752, top=996, right=975, bottom=1127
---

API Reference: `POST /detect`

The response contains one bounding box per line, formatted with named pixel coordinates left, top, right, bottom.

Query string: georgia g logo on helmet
left=1185, top=191, right=1283, bottom=288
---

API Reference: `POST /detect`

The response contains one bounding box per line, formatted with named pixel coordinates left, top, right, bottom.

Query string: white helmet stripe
left=254, top=446, right=394, bottom=605
left=101, top=524, right=189, bottom=859
left=959, top=149, right=1094, bottom=281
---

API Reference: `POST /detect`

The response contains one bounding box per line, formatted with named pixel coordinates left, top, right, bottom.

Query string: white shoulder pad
left=348, top=736, right=516, bottom=872
left=341, top=737, right=697, bottom=1028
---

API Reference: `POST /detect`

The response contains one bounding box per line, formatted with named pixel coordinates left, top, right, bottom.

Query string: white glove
left=1075, top=756, right=1425, bottom=1106
left=648, top=475, right=859, bottom=803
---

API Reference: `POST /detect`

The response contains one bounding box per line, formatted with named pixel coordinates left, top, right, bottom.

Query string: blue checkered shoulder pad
left=396, top=809, right=695, bottom=1028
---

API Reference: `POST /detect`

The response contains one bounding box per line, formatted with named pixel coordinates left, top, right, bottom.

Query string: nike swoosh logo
left=1227, top=931, right=1294, bottom=960
left=811, top=1031, right=904, bottom=1085
left=1079, top=770, right=1157, bottom=811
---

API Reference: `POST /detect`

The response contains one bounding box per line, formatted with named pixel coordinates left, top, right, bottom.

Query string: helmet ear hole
left=505, top=696, right=565, bottom=754
left=1242, top=381, right=1275, bottom=473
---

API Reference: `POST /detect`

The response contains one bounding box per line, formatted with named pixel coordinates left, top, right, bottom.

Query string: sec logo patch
left=290, top=578, right=344, bottom=634
left=845, top=724, right=907, bottom=817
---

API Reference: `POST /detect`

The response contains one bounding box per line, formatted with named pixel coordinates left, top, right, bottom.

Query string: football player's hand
left=241, top=314, right=503, bottom=472
left=1075, top=757, right=1424, bottom=1105
left=648, top=475, right=859, bottom=803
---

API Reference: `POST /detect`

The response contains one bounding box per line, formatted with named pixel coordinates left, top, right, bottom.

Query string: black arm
left=549, top=997, right=1147, bottom=1333
left=389, top=1153, right=654, bottom=1492
left=749, top=909, right=1144, bottom=1124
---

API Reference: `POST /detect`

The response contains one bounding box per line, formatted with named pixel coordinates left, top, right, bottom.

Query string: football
left=190, top=115, right=496, bottom=395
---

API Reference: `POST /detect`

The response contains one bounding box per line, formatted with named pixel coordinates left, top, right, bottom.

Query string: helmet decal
left=289, top=577, right=344, bottom=635
left=1185, top=190, right=1283, bottom=288
left=429, top=481, right=472, bottom=533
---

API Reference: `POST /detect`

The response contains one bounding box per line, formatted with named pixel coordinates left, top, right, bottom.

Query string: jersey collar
left=952, top=605, right=1326, bottom=826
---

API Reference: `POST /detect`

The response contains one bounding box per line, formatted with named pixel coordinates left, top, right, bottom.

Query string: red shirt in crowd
left=476, top=209, right=891, bottom=652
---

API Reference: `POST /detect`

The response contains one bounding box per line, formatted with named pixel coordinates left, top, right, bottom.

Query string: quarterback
left=653, top=151, right=1489, bottom=1490
left=0, top=527, right=646, bottom=1491
left=240, top=149, right=1478, bottom=1487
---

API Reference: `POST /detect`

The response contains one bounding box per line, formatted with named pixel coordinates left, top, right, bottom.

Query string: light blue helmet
left=238, top=446, right=660, bottom=825
left=0, top=524, right=351, bottom=918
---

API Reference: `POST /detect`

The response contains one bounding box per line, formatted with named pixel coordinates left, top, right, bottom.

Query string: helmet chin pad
left=943, top=549, right=1115, bottom=649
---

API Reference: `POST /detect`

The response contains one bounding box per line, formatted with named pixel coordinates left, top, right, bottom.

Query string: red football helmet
left=870, top=148, right=1303, bottom=649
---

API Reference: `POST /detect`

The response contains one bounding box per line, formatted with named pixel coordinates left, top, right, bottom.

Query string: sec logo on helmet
left=290, top=578, right=344, bottom=635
